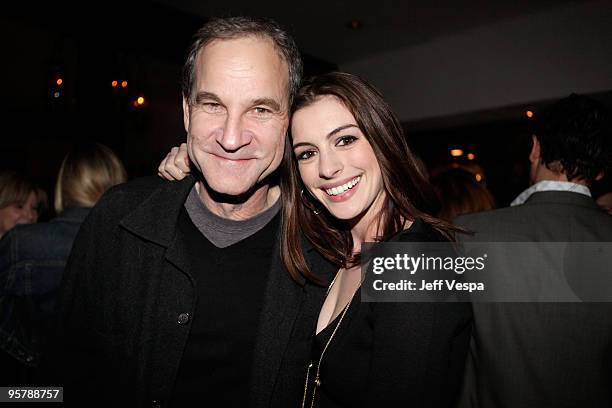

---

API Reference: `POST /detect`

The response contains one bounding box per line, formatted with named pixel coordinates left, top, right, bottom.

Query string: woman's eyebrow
left=292, top=124, right=359, bottom=149
left=327, top=124, right=358, bottom=138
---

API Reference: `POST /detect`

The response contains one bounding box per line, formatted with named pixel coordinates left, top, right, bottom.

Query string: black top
left=305, top=219, right=473, bottom=408
left=171, top=207, right=278, bottom=406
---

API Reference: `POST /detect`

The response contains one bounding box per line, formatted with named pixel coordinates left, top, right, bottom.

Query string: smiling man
left=49, top=17, right=333, bottom=407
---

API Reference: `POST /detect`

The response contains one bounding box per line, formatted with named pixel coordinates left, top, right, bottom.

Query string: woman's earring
left=301, top=189, right=321, bottom=215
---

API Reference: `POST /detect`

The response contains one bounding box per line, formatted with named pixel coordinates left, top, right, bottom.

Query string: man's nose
left=318, top=151, right=343, bottom=179
left=216, top=113, right=252, bottom=152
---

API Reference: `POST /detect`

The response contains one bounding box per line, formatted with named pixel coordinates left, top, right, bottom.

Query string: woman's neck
left=349, top=194, right=387, bottom=252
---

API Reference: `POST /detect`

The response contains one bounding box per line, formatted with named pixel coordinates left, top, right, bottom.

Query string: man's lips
left=209, top=152, right=255, bottom=162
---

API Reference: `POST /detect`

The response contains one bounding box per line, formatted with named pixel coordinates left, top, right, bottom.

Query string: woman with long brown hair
left=160, top=72, right=471, bottom=407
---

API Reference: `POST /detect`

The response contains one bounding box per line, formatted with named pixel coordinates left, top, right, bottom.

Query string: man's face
left=183, top=36, right=290, bottom=196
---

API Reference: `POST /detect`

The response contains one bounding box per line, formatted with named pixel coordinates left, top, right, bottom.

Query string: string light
left=111, top=80, right=118, bottom=88
left=467, top=153, right=475, bottom=160
left=450, top=149, right=463, bottom=157
left=121, top=80, right=128, bottom=88
left=526, top=110, right=534, bottom=118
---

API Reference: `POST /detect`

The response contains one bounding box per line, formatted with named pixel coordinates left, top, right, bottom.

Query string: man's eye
left=336, top=136, right=358, bottom=146
left=202, top=103, right=223, bottom=113
left=295, top=150, right=317, bottom=161
left=253, top=106, right=272, bottom=116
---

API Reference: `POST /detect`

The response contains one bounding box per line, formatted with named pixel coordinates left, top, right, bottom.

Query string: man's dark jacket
left=46, top=176, right=333, bottom=407
left=455, top=191, right=612, bottom=408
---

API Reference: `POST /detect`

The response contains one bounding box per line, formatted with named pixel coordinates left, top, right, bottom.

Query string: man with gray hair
left=50, top=17, right=332, bottom=407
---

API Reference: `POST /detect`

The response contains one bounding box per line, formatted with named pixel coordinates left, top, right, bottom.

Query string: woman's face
left=0, top=191, right=39, bottom=236
left=291, top=95, right=385, bottom=222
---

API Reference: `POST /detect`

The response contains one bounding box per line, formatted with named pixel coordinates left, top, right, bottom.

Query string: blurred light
left=526, top=110, right=534, bottom=118
left=137, top=96, right=145, bottom=105
left=347, top=20, right=363, bottom=30
left=121, top=80, right=128, bottom=88
left=467, top=153, right=475, bottom=160
left=475, top=173, right=483, bottom=182
left=450, top=149, right=463, bottom=157
left=133, top=101, right=139, bottom=107
left=53, top=91, right=60, bottom=98
left=111, top=80, right=118, bottom=88
left=56, top=78, right=63, bottom=86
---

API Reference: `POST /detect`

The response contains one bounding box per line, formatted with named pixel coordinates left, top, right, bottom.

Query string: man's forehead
left=193, top=37, right=290, bottom=106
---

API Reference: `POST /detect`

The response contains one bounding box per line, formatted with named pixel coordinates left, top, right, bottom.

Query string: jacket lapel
left=250, top=236, right=335, bottom=407
left=120, top=177, right=195, bottom=248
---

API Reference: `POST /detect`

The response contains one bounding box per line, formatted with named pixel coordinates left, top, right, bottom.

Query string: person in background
left=0, top=171, right=47, bottom=239
left=596, top=191, right=612, bottom=213
left=0, top=143, right=126, bottom=385
left=592, top=177, right=612, bottom=214
left=431, top=168, right=496, bottom=221
left=456, top=94, right=612, bottom=408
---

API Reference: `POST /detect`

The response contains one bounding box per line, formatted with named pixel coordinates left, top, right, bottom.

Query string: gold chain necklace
left=301, top=270, right=358, bottom=408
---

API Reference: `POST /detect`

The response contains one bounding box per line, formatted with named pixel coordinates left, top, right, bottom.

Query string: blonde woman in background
left=0, top=143, right=126, bottom=384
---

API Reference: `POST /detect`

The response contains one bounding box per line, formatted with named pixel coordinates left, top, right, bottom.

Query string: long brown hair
left=281, top=72, right=458, bottom=283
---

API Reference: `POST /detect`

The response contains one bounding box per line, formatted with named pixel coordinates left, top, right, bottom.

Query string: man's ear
left=529, top=134, right=541, bottom=164
left=182, top=97, right=190, bottom=133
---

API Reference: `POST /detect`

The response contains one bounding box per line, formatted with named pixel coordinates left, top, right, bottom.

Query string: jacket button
left=177, top=313, right=190, bottom=325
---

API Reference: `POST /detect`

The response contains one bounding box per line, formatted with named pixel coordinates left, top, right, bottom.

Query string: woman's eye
left=295, top=150, right=317, bottom=161
left=337, top=136, right=358, bottom=146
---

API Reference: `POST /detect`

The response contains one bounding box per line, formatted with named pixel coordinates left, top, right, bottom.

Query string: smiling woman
left=280, top=72, right=471, bottom=408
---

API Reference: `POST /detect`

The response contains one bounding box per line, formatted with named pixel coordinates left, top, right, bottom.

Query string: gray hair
left=182, top=16, right=303, bottom=109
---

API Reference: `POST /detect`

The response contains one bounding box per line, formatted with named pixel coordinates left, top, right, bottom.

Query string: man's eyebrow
left=251, top=98, right=282, bottom=112
left=194, top=91, right=222, bottom=105
left=292, top=124, right=359, bottom=149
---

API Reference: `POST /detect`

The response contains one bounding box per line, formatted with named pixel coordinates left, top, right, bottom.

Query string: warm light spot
left=53, top=91, right=60, bottom=98
left=526, top=110, right=534, bottom=118
left=121, top=80, right=128, bottom=88
left=347, top=20, right=363, bottom=30
left=475, top=173, right=483, bottom=182
left=450, top=149, right=463, bottom=157
left=467, top=153, right=475, bottom=160
left=137, top=96, right=145, bottom=105
left=111, top=80, right=118, bottom=88
left=56, top=78, right=63, bottom=86
left=133, top=101, right=139, bottom=107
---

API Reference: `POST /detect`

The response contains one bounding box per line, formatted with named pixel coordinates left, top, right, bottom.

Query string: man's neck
left=195, top=181, right=280, bottom=221
left=532, top=164, right=589, bottom=186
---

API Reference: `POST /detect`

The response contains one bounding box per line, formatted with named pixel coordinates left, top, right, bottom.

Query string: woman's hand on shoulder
left=158, top=143, right=190, bottom=181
